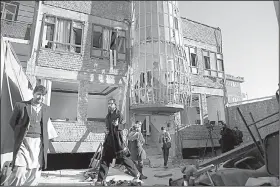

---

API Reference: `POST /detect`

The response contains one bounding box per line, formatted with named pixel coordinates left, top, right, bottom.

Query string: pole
left=236, top=107, right=264, bottom=161
left=249, top=112, right=265, bottom=153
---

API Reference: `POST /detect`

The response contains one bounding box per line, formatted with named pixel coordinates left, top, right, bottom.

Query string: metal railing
left=131, top=70, right=191, bottom=106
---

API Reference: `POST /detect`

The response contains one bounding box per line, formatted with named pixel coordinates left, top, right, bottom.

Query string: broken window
left=191, top=53, right=197, bottom=66
left=92, top=25, right=103, bottom=48
left=1, top=2, right=18, bottom=21
left=147, top=71, right=152, bottom=87
left=204, top=56, right=210, bottom=69
left=217, top=59, right=224, bottom=71
left=91, top=24, right=126, bottom=60
left=42, top=15, right=83, bottom=54
left=140, top=72, right=145, bottom=88
left=117, top=30, right=126, bottom=60
left=174, top=17, right=178, bottom=30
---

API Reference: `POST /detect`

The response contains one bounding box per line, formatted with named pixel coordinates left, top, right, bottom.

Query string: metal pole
left=236, top=107, right=264, bottom=161
left=248, top=112, right=278, bottom=127
left=249, top=112, right=265, bottom=153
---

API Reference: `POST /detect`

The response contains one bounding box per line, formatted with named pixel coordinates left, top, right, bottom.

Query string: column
left=173, top=112, right=183, bottom=159
left=129, top=112, right=136, bottom=128
left=77, top=80, right=90, bottom=124
left=40, top=79, right=52, bottom=106
left=199, top=94, right=208, bottom=125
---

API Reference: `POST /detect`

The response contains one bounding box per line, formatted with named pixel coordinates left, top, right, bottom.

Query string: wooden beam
left=2, top=37, right=30, bottom=44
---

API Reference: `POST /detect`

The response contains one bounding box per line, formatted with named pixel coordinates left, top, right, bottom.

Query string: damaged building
left=1, top=1, right=246, bottom=168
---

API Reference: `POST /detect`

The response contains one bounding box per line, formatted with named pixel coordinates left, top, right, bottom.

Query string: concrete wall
left=227, top=98, right=279, bottom=143
left=50, top=92, right=107, bottom=121
left=181, top=125, right=220, bottom=148
left=50, top=121, right=106, bottom=153
left=207, top=96, right=225, bottom=123
left=226, top=80, right=243, bottom=103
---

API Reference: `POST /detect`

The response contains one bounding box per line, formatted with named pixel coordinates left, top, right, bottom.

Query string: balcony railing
left=131, top=70, right=191, bottom=107
left=1, top=19, right=32, bottom=40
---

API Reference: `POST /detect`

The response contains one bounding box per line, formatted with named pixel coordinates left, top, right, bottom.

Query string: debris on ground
left=83, top=168, right=98, bottom=181
left=154, top=172, right=173, bottom=178
left=105, top=179, right=142, bottom=186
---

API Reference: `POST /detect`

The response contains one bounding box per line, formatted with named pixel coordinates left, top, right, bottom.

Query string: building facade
left=2, top=1, right=247, bottom=159
left=225, top=74, right=245, bottom=103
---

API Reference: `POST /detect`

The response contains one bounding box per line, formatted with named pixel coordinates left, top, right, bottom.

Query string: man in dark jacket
left=233, top=127, right=243, bottom=146
left=95, top=98, right=141, bottom=186
left=8, top=85, right=53, bottom=186
left=218, top=121, right=235, bottom=153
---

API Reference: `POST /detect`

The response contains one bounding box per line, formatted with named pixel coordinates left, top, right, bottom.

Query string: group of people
left=95, top=98, right=172, bottom=186
left=218, top=121, right=243, bottom=153
left=7, top=85, right=172, bottom=186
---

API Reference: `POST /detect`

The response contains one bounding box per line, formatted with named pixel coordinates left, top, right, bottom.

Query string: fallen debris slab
left=154, top=172, right=172, bottom=178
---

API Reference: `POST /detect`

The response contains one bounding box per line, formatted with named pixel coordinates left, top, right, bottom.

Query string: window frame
left=189, top=46, right=198, bottom=75
left=91, top=23, right=126, bottom=61
left=1, top=1, right=19, bottom=21
left=41, top=14, right=84, bottom=54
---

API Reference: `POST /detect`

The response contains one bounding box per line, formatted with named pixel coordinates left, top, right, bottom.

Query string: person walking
left=127, top=121, right=148, bottom=180
left=8, top=85, right=56, bottom=186
left=159, top=127, right=171, bottom=168
left=95, top=98, right=141, bottom=186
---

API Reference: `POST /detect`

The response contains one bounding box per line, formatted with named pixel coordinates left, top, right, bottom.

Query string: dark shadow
left=45, top=152, right=94, bottom=170
left=1, top=73, right=22, bottom=155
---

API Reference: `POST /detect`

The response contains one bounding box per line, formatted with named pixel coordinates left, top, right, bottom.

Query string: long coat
left=102, top=109, right=127, bottom=161
left=9, top=100, right=51, bottom=170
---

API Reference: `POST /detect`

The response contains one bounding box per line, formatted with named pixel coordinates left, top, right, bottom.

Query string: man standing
left=218, top=121, right=235, bottom=153
left=8, top=85, right=54, bottom=186
left=95, top=98, right=141, bottom=186
left=233, top=126, right=243, bottom=146
left=159, top=127, right=171, bottom=168
left=127, top=121, right=148, bottom=180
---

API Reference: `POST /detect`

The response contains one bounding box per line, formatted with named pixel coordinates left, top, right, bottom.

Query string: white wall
left=87, top=95, right=107, bottom=118
left=206, top=96, right=225, bottom=123
left=50, top=92, right=107, bottom=120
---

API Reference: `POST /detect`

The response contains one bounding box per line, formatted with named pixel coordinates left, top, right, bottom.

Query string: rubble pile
left=104, top=179, right=141, bottom=186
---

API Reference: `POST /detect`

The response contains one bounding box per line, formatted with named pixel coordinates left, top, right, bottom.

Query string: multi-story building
left=1, top=0, right=35, bottom=71
left=179, top=18, right=226, bottom=156
left=225, top=74, right=245, bottom=103
left=1, top=1, right=248, bottom=163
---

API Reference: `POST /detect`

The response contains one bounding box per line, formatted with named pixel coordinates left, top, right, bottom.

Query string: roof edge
left=181, top=16, right=221, bottom=31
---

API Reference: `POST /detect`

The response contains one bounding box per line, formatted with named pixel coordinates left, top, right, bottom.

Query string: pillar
left=130, top=112, right=136, bottom=128
left=40, top=79, right=52, bottom=106
left=77, top=80, right=90, bottom=123
left=173, top=112, right=183, bottom=159
left=199, top=94, right=208, bottom=125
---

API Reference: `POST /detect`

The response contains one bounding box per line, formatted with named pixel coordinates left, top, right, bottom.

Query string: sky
left=179, top=1, right=279, bottom=99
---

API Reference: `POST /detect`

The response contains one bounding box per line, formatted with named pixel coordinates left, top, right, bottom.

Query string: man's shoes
left=132, top=177, right=142, bottom=183
left=140, top=174, right=148, bottom=180
left=94, top=180, right=107, bottom=186
left=124, top=170, right=131, bottom=175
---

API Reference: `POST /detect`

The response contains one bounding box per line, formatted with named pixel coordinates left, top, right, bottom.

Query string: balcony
left=130, top=71, right=191, bottom=114
left=1, top=19, right=32, bottom=40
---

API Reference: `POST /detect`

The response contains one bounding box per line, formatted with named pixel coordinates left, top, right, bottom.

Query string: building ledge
left=130, top=103, right=184, bottom=114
